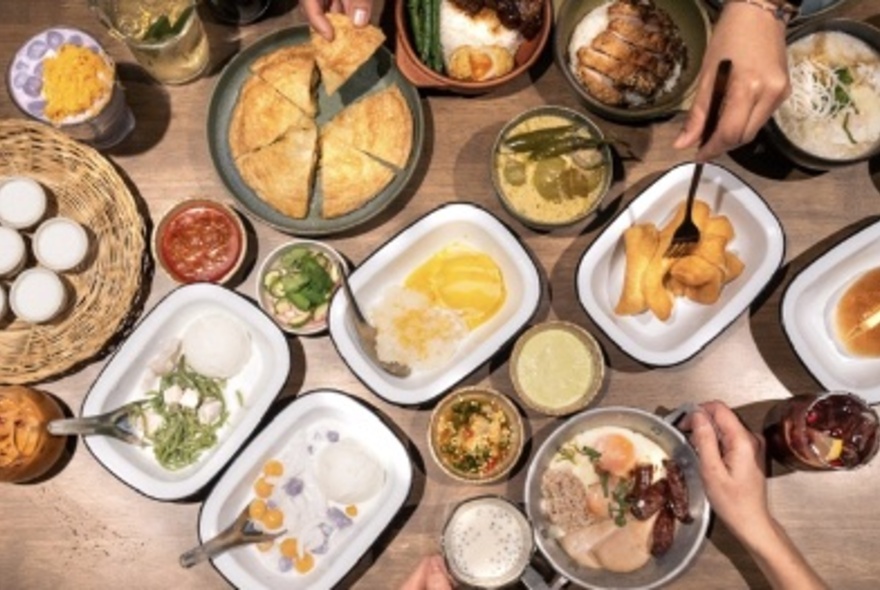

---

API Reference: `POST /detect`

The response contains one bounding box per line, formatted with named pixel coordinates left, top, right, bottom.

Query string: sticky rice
left=181, top=312, right=251, bottom=379
left=372, top=285, right=468, bottom=371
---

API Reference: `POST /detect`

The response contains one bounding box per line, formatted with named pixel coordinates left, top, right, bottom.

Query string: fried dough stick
left=615, top=224, right=659, bottom=315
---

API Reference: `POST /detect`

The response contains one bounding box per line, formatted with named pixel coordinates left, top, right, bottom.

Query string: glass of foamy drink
left=442, top=496, right=535, bottom=588
left=90, top=0, right=209, bottom=84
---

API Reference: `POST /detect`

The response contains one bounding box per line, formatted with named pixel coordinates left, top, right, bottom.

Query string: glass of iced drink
left=765, top=392, right=879, bottom=471
left=90, top=0, right=209, bottom=84
left=0, top=386, right=67, bottom=483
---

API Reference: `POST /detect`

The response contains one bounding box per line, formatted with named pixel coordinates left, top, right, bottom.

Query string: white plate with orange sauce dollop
left=328, top=203, right=542, bottom=405
left=197, top=389, right=412, bottom=589
left=782, top=218, right=880, bottom=403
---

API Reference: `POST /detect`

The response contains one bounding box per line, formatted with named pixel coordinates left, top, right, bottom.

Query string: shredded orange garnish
left=42, top=44, right=113, bottom=123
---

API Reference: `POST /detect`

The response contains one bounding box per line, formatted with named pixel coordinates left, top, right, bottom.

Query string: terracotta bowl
left=394, top=0, right=553, bottom=93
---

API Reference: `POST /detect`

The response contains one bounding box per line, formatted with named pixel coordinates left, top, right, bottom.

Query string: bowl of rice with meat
left=554, top=0, right=710, bottom=122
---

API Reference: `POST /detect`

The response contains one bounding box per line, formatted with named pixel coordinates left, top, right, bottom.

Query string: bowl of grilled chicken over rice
left=554, top=0, right=711, bottom=122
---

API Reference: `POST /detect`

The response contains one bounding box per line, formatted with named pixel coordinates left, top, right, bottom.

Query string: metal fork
left=666, top=59, right=733, bottom=258
left=337, top=266, right=411, bottom=378
left=179, top=505, right=286, bottom=568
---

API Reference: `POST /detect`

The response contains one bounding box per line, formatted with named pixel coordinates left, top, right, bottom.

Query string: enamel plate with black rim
left=576, top=163, right=785, bottom=367
left=82, top=283, right=290, bottom=501
left=328, top=203, right=542, bottom=405
left=782, top=219, right=880, bottom=403
left=198, top=390, right=412, bottom=589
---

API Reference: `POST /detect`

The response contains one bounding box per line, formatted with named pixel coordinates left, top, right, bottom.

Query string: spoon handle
left=48, top=416, right=117, bottom=437
left=179, top=532, right=245, bottom=568
left=47, top=413, right=144, bottom=446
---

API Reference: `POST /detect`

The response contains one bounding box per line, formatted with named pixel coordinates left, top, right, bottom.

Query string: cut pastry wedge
left=320, top=131, right=394, bottom=219
left=250, top=43, right=318, bottom=117
left=311, top=14, right=385, bottom=96
left=236, top=121, right=318, bottom=219
left=229, top=76, right=312, bottom=160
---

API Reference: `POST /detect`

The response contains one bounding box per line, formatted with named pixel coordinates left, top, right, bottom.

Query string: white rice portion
left=440, top=0, right=523, bottom=66
left=182, top=312, right=252, bottom=379
left=568, top=1, right=611, bottom=69
left=372, top=285, right=468, bottom=371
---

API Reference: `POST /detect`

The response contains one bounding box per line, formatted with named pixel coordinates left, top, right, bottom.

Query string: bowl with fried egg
left=394, top=0, right=553, bottom=92
left=524, top=405, right=710, bottom=589
left=765, top=19, right=880, bottom=170
left=554, top=0, right=710, bottom=122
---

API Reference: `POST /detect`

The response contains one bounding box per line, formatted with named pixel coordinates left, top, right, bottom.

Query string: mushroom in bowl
left=256, top=240, right=346, bottom=336
left=394, top=0, right=552, bottom=92
left=766, top=19, right=880, bottom=170
left=492, top=105, right=612, bottom=229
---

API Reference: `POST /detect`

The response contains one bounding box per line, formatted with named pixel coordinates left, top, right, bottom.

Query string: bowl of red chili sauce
left=152, top=199, right=247, bottom=285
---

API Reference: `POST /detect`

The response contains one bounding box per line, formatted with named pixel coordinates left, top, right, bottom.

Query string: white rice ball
left=315, top=439, right=385, bottom=505
left=181, top=312, right=251, bottom=379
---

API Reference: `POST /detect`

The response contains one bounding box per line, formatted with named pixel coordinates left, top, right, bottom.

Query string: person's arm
left=399, top=554, right=454, bottom=590
left=300, top=0, right=374, bottom=41
left=674, top=0, right=792, bottom=159
left=689, top=401, right=828, bottom=590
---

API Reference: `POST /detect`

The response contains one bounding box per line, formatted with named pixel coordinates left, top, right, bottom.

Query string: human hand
left=686, top=401, right=774, bottom=543
left=399, top=554, right=454, bottom=590
left=300, top=0, right=374, bottom=41
left=674, top=2, right=790, bottom=160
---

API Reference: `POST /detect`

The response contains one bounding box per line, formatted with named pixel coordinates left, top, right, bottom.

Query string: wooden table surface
left=2, top=1, right=880, bottom=589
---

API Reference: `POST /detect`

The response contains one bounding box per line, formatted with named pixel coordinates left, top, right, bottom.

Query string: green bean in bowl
left=256, top=240, right=346, bottom=335
left=492, top=106, right=613, bottom=230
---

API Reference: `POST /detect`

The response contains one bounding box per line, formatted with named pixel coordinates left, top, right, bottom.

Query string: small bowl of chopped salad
left=428, top=386, right=525, bottom=484
left=256, top=240, right=346, bottom=336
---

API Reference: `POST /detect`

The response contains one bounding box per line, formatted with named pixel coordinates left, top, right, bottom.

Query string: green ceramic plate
left=553, top=0, right=710, bottom=122
left=207, top=26, right=424, bottom=236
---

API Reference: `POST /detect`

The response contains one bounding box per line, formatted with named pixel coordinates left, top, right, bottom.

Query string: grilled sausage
left=664, top=459, right=692, bottom=523
left=651, top=506, right=676, bottom=557
left=630, top=478, right=668, bottom=520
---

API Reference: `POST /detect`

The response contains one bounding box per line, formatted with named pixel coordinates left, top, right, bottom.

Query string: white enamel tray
left=328, top=203, right=542, bottom=405
left=82, top=283, right=290, bottom=500
left=199, top=390, right=413, bottom=589
left=782, top=219, right=880, bottom=403
left=577, top=163, right=785, bottom=366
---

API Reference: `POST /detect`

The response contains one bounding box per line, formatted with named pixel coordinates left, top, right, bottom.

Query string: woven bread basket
left=0, top=120, right=148, bottom=384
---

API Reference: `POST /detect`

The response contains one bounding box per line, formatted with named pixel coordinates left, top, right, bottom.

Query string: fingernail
left=353, top=7, right=368, bottom=26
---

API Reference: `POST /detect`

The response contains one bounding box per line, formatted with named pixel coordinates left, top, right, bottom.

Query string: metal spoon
left=48, top=400, right=148, bottom=446
left=179, top=505, right=286, bottom=568
left=337, top=267, right=411, bottom=378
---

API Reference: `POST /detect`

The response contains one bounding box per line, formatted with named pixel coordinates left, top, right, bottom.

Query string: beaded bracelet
left=724, top=0, right=801, bottom=24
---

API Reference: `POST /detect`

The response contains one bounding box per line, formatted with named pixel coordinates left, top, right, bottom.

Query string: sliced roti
left=228, top=75, right=311, bottom=160
left=250, top=44, right=318, bottom=117
left=311, top=14, right=386, bottom=96
left=236, top=121, right=318, bottom=219
left=320, top=85, right=413, bottom=169
left=320, top=129, right=394, bottom=218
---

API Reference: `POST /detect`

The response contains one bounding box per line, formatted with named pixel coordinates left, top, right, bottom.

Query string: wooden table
left=2, top=1, right=879, bottom=588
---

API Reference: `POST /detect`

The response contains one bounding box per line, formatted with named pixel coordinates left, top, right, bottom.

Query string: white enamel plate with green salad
left=81, top=283, right=290, bottom=501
